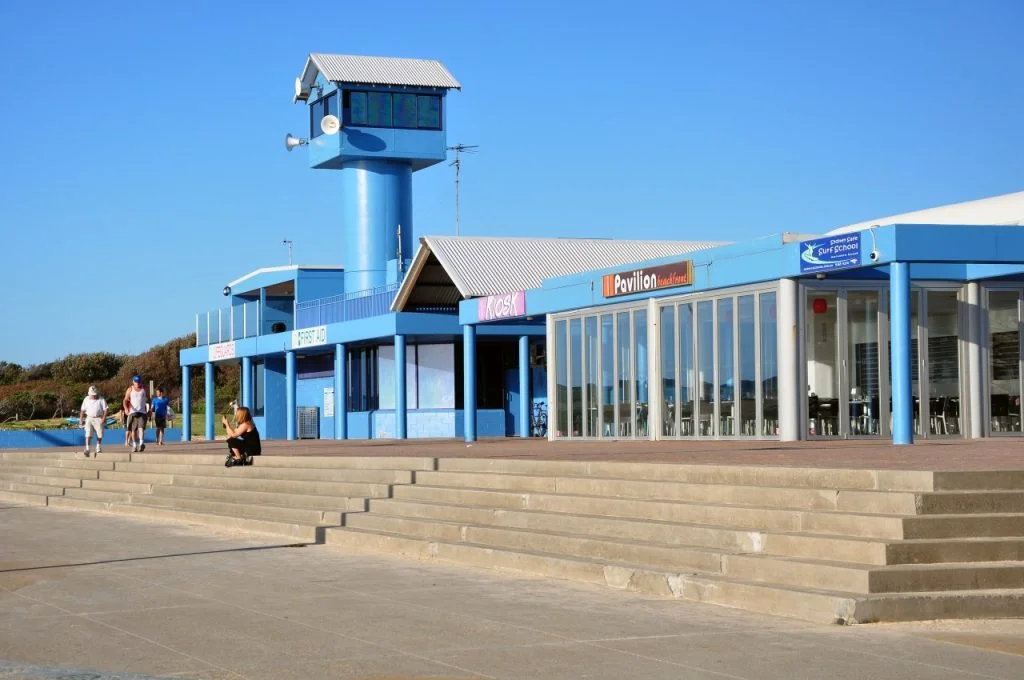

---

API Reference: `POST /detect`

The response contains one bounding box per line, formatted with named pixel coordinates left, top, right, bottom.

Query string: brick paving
left=57, top=436, right=1024, bottom=471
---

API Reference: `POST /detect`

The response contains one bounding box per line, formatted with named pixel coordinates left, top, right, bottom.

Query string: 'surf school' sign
left=602, top=260, right=694, bottom=298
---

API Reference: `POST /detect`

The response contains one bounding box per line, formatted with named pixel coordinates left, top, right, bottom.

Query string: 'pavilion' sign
left=602, top=260, right=694, bottom=298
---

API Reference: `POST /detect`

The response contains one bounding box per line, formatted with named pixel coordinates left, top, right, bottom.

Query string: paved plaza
left=1, top=501, right=1022, bottom=680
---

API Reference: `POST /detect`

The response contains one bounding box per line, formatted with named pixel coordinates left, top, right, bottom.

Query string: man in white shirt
left=79, top=386, right=108, bottom=457
left=123, top=375, right=149, bottom=453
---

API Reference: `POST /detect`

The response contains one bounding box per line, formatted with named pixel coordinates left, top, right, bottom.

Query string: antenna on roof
left=447, top=144, right=478, bottom=236
left=282, top=239, right=293, bottom=265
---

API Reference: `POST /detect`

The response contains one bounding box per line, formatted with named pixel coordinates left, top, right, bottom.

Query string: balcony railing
left=195, top=300, right=260, bottom=347
left=295, top=283, right=400, bottom=329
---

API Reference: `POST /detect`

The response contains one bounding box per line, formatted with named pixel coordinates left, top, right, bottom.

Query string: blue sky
left=1, top=0, right=1021, bottom=366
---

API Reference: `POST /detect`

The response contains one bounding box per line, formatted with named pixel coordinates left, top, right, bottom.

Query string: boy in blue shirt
left=151, top=387, right=171, bottom=446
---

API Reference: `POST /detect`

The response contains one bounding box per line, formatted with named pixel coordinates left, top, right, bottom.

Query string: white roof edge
left=226, top=265, right=343, bottom=290
left=827, top=190, right=1024, bottom=235
left=422, top=236, right=475, bottom=297
left=392, top=242, right=433, bottom=312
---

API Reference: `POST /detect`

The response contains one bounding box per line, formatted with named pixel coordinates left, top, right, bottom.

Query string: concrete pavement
left=1, top=502, right=1022, bottom=680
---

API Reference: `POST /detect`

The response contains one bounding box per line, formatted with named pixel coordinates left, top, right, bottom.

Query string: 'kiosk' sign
left=602, top=260, right=694, bottom=298
left=478, top=291, right=526, bottom=322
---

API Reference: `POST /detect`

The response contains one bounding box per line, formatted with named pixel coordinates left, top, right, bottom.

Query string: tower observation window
left=310, top=91, right=338, bottom=138
left=341, top=90, right=442, bottom=130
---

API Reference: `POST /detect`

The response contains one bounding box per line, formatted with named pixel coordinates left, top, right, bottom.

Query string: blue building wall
left=296, top=270, right=345, bottom=302
left=0, top=428, right=183, bottom=449
left=263, top=357, right=287, bottom=439
left=263, top=297, right=293, bottom=334
left=296, top=376, right=335, bottom=439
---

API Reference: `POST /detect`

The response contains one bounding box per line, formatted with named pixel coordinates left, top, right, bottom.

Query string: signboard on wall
left=478, top=291, right=526, bottom=322
left=323, top=386, right=334, bottom=417
left=208, top=341, right=236, bottom=361
left=292, top=325, right=327, bottom=349
left=799, top=233, right=862, bottom=274
left=602, top=260, right=693, bottom=298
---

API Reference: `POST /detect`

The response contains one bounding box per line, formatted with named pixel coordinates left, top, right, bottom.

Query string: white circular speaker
left=320, top=114, right=341, bottom=135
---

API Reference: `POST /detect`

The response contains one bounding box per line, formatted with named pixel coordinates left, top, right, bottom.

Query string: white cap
left=88, top=386, right=98, bottom=396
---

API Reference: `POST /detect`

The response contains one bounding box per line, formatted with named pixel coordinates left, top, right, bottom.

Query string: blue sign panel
left=799, top=233, right=862, bottom=274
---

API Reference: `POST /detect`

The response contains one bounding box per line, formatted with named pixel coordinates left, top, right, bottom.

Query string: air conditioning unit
left=529, top=343, right=546, bottom=368
left=297, top=406, right=319, bottom=439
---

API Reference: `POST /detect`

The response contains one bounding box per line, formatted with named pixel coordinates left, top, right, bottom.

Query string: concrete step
left=344, top=513, right=726, bottom=573
left=131, top=495, right=343, bottom=525
left=323, top=527, right=1024, bottom=623
left=0, top=451, right=131, bottom=463
left=901, top=513, right=1024, bottom=539
left=98, top=470, right=175, bottom=485
left=130, top=453, right=435, bottom=470
left=918, top=491, right=1024, bottom=514
left=389, top=484, right=911, bottom=538
left=415, top=471, right=854, bottom=511
left=116, top=461, right=415, bottom=484
left=722, top=554, right=1024, bottom=594
left=0, top=472, right=83, bottom=488
left=167, top=474, right=393, bottom=498
left=0, top=480, right=68, bottom=496
left=436, top=459, right=936, bottom=492
left=0, top=489, right=51, bottom=506
left=0, top=459, right=115, bottom=472
left=367, top=498, right=765, bottom=553
left=0, top=464, right=99, bottom=480
left=886, top=538, right=1024, bottom=564
left=46, top=496, right=327, bottom=542
left=932, top=470, right=1024, bottom=491
left=81, top=479, right=154, bottom=494
left=63, top=488, right=132, bottom=503
left=149, top=484, right=368, bottom=512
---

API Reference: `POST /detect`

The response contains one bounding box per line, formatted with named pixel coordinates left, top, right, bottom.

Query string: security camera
left=869, top=250, right=880, bottom=262
left=222, top=286, right=232, bottom=296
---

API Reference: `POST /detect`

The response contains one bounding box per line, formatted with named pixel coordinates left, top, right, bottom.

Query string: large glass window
left=807, top=292, right=839, bottom=436
left=988, top=291, right=1021, bottom=433
left=343, top=90, right=442, bottom=130
left=310, top=91, right=338, bottom=138
left=570, top=318, right=583, bottom=437
left=759, top=292, right=778, bottom=436
left=585, top=316, right=599, bottom=437
left=601, top=314, right=614, bottom=436
left=697, top=301, right=714, bottom=436
left=617, top=312, right=632, bottom=437
left=634, top=310, right=648, bottom=437
left=927, top=292, right=961, bottom=435
left=660, top=306, right=676, bottom=436
left=738, top=295, right=756, bottom=436
left=679, top=303, right=695, bottom=437
left=555, top=320, right=568, bottom=437
left=717, top=298, right=735, bottom=436
left=848, top=291, right=880, bottom=436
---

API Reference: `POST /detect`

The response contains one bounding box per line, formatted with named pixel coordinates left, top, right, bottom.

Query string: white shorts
left=84, top=417, right=105, bottom=439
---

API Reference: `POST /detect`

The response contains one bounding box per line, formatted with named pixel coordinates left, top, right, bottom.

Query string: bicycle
left=530, top=401, right=548, bottom=438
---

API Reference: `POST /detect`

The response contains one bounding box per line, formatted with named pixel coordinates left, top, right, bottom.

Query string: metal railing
left=295, top=283, right=400, bottom=329
left=195, top=300, right=261, bottom=346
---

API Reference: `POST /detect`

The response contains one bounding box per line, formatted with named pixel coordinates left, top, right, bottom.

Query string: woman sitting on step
left=222, top=406, right=261, bottom=467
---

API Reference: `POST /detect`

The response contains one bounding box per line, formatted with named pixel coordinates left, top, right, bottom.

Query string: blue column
left=890, top=262, right=913, bottom=445
left=181, top=365, right=191, bottom=442
left=204, top=362, right=215, bottom=441
left=241, top=356, right=252, bottom=410
left=335, top=343, right=347, bottom=439
left=286, top=350, right=297, bottom=440
left=464, top=325, right=477, bottom=442
left=518, top=335, right=530, bottom=438
left=395, top=335, right=407, bottom=439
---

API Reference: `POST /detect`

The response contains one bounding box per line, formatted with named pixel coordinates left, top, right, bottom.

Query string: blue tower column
left=395, top=335, right=407, bottom=439
left=334, top=343, right=347, bottom=440
left=181, top=365, right=191, bottom=442
left=204, top=362, right=215, bottom=441
left=285, top=351, right=297, bottom=440
left=241, top=356, right=253, bottom=410
left=340, top=161, right=413, bottom=293
left=890, top=262, right=913, bottom=445
left=464, top=325, right=477, bottom=442
left=518, top=335, right=530, bottom=438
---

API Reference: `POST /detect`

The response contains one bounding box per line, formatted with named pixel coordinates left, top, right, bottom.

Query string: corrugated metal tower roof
left=826, top=191, right=1024, bottom=235
left=393, top=236, right=725, bottom=311
left=297, top=53, right=461, bottom=96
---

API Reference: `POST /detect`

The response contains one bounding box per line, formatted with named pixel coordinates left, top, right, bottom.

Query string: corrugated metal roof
left=303, top=53, right=461, bottom=91
left=393, top=236, right=724, bottom=311
left=826, top=191, right=1024, bottom=235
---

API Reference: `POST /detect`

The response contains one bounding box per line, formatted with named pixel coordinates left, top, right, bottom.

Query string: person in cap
left=151, top=387, right=171, bottom=445
left=79, top=386, right=108, bottom=457
left=123, top=374, right=149, bottom=453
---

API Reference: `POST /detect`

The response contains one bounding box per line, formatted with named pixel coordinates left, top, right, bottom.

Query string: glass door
left=847, top=291, right=881, bottom=436
left=806, top=291, right=840, bottom=437
left=988, top=290, right=1022, bottom=434
left=922, top=290, right=962, bottom=437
